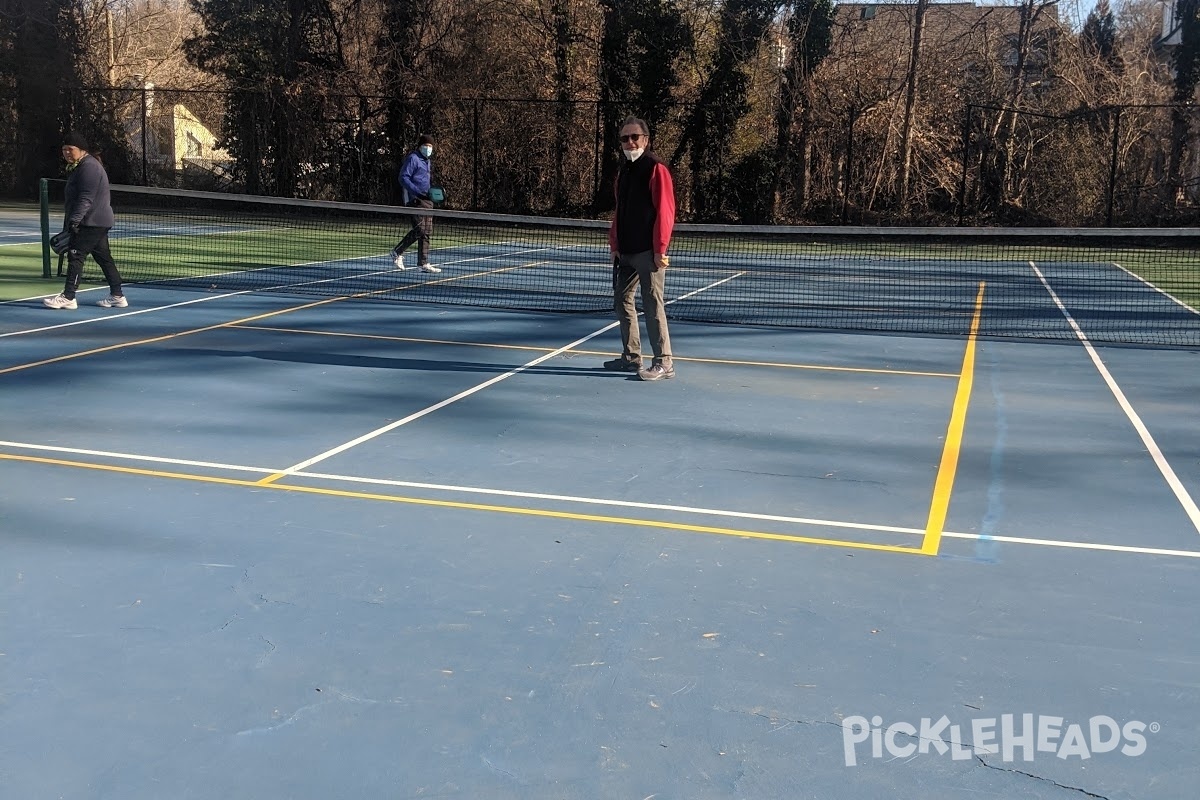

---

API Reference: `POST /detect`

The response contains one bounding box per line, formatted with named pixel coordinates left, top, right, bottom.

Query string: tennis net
left=44, top=183, right=1200, bottom=346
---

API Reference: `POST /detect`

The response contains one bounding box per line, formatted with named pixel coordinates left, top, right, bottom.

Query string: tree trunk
left=897, top=0, right=928, bottom=211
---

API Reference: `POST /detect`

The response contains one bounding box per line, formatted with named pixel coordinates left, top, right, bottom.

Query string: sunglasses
left=619, top=133, right=644, bottom=143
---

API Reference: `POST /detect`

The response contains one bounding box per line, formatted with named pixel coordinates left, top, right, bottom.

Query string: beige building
left=124, top=81, right=232, bottom=185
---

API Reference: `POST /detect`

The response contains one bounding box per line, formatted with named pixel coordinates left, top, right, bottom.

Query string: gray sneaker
left=638, top=362, right=675, bottom=381
left=97, top=294, right=128, bottom=308
left=603, top=356, right=642, bottom=372
left=43, top=293, right=77, bottom=310
left=419, top=262, right=442, bottom=274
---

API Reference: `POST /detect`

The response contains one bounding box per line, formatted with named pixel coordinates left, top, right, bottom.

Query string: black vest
left=615, top=152, right=665, bottom=254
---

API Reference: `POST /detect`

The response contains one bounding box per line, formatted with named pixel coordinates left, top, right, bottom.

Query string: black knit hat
left=418, top=134, right=434, bottom=146
left=62, top=131, right=89, bottom=151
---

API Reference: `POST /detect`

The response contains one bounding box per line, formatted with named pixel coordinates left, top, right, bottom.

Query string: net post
left=39, top=178, right=51, bottom=278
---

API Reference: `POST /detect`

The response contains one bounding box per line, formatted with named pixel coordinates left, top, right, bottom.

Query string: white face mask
left=419, top=145, right=433, bottom=158
left=623, top=147, right=644, bottom=162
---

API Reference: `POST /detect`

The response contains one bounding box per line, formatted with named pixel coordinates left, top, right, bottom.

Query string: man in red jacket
left=605, top=116, right=677, bottom=381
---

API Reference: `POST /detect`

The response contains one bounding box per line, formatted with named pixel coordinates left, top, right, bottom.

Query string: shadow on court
left=2, top=292, right=1198, bottom=799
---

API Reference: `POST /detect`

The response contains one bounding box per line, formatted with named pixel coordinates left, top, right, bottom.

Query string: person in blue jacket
left=389, top=133, right=441, bottom=273
left=44, top=131, right=129, bottom=310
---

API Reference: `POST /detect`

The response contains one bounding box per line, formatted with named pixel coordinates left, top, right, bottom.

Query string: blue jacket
left=398, top=150, right=431, bottom=204
left=65, top=154, right=115, bottom=229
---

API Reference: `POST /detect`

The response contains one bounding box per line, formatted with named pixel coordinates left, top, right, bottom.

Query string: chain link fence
left=61, top=86, right=1200, bottom=227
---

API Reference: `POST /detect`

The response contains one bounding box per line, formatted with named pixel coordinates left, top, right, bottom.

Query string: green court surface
left=0, top=201, right=56, bottom=300
left=26, top=186, right=1200, bottom=347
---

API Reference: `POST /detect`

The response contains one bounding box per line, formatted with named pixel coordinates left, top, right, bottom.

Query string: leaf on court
left=702, top=632, right=719, bottom=639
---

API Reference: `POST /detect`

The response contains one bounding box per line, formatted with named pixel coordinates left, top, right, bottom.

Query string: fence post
left=958, top=104, right=972, bottom=226
left=141, top=84, right=149, bottom=185
left=1106, top=107, right=1121, bottom=228
left=593, top=100, right=602, bottom=204
left=472, top=99, right=480, bottom=210
left=842, top=107, right=856, bottom=224
left=39, top=178, right=51, bottom=278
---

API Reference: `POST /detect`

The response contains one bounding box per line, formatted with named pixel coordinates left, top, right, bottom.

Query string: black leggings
left=63, top=226, right=123, bottom=300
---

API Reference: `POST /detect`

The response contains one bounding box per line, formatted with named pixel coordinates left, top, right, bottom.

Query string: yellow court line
left=0, top=452, right=930, bottom=557
left=920, top=282, right=985, bottom=555
left=0, top=299, right=336, bottom=375
left=0, top=263, right=539, bottom=375
left=232, top=324, right=958, bottom=378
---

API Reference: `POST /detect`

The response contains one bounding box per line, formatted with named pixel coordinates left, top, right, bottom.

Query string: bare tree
left=897, top=0, right=928, bottom=210
left=981, top=0, right=1059, bottom=209
left=770, top=0, right=833, bottom=220
left=75, top=0, right=211, bottom=89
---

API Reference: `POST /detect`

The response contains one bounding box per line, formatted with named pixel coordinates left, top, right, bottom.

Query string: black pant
left=63, top=226, right=123, bottom=300
left=394, top=198, right=434, bottom=265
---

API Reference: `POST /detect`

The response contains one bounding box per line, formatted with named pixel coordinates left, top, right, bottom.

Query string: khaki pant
left=613, top=250, right=671, bottom=364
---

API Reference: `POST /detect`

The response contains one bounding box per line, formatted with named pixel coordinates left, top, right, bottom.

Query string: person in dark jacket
left=43, top=131, right=128, bottom=310
left=389, top=133, right=441, bottom=274
left=605, top=116, right=677, bottom=381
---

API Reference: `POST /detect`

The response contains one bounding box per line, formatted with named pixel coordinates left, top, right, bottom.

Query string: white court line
left=1109, top=260, right=1200, bottom=315
left=0, top=240, right=592, bottom=336
left=4, top=437, right=1200, bottom=559
left=1030, top=260, right=1200, bottom=535
left=1, top=289, right=257, bottom=336
left=0, top=439, right=919, bottom=535
left=268, top=271, right=749, bottom=476
left=0, top=441, right=281, bottom=475
left=4, top=236, right=598, bottom=310
left=940, top=531, right=1200, bottom=559
left=0, top=261, right=413, bottom=337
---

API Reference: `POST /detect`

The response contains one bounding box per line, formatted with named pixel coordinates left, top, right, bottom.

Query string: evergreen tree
left=185, top=0, right=343, bottom=196
left=1170, top=0, right=1200, bottom=204
left=0, top=0, right=79, bottom=195
left=1081, top=0, right=1118, bottom=64
left=595, top=0, right=689, bottom=211
left=673, top=0, right=777, bottom=220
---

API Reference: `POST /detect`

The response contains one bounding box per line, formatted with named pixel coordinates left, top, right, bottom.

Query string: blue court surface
left=3, top=265, right=1200, bottom=799
left=0, top=209, right=43, bottom=247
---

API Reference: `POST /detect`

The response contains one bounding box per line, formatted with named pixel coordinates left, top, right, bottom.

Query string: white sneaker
left=419, top=263, right=442, bottom=274
left=43, top=294, right=77, bottom=310
left=97, top=294, right=128, bottom=308
left=392, top=251, right=408, bottom=270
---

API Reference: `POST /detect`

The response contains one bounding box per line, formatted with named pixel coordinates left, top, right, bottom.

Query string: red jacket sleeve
left=608, top=178, right=619, bottom=254
left=649, top=163, right=675, bottom=254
